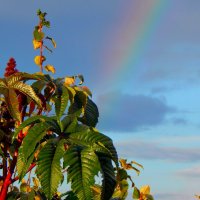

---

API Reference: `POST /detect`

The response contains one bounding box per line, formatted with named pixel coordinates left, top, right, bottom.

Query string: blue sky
left=1, top=0, right=200, bottom=199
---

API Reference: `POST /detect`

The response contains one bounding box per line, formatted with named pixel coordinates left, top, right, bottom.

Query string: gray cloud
left=116, top=140, right=200, bottom=162
left=97, top=92, right=175, bottom=131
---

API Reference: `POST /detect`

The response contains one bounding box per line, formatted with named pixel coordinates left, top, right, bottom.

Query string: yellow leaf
left=64, top=77, right=75, bottom=86
left=131, top=160, right=144, bottom=169
left=140, top=185, right=150, bottom=195
left=44, top=65, right=56, bottom=74
left=34, top=195, right=41, bottom=200
left=51, top=38, right=56, bottom=48
left=33, top=39, right=42, bottom=49
left=22, top=178, right=26, bottom=184
left=56, top=192, right=61, bottom=196
left=91, top=185, right=101, bottom=195
left=26, top=186, right=32, bottom=192
left=119, top=159, right=134, bottom=170
left=32, top=177, right=40, bottom=189
left=22, top=125, right=31, bottom=134
left=34, top=56, right=46, bottom=66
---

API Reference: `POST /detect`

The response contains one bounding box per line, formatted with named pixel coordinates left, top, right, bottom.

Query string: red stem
left=0, top=128, right=25, bottom=199
left=0, top=171, right=12, bottom=199
left=0, top=151, right=18, bottom=200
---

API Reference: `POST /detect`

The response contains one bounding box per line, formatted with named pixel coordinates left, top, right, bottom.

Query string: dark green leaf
left=79, top=98, right=99, bottom=127
left=98, top=155, right=116, bottom=200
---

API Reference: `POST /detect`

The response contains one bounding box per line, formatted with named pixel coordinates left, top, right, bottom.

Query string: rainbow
left=99, top=0, right=170, bottom=88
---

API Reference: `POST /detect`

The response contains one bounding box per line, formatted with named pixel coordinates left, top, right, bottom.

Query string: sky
left=0, top=0, right=200, bottom=199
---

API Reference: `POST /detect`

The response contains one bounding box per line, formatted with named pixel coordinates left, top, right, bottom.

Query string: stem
left=0, top=171, right=12, bottom=200
left=39, top=42, right=43, bottom=72
left=39, top=21, right=43, bottom=73
left=0, top=127, right=25, bottom=199
left=0, top=151, right=18, bottom=200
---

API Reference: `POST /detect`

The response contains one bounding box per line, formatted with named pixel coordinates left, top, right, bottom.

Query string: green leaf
left=66, top=86, right=76, bottom=103
left=54, top=86, right=69, bottom=122
left=36, top=139, right=65, bottom=199
left=146, top=194, right=154, bottom=200
left=27, top=189, right=35, bottom=200
left=20, top=183, right=28, bottom=192
left=117, top=169, right=128, bottom=181
left=6, top=191, right=20, bottom=200
left=64, top=147, right=99, bottom=200
left=62, top=191, right=78, bottom=200
left=68, top=90, right=87, bottom=116
left=61, top=115, right=74, bottom=133
left=133, top=187, right=140, bottom=199
left=20, top=121, right=55, bottom=162
left=13, top=115, right=58, bottom=140
left=68, top=127, right=118, bottom=165
left=5, top=89, right=20, bottom=121
left=43, top=21, right=50, bottom=28
left=9, top=81, right=42, bottom=108
left=98, top=155, right=116, bottom=200
left=0, top=79, right=7, bottom=88
left=31, top=80, right=46, bottom=93
left=16, top=148, right=35, bottom=180
left=79, top=98, right=99, bottom=127
left=33, top=27, right=45, bottom=41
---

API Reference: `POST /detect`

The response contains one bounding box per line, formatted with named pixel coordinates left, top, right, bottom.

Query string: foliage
left=0, top=9, right=154, bottom=200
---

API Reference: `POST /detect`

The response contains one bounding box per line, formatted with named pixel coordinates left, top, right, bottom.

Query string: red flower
left=4, top=57, right=19, bottom=77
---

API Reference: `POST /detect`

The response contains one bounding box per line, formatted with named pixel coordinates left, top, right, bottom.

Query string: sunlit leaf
left=33, top=39, right=42, bottom=49
left=33, top=177, right=40, bottom=189
left=140, top=185, right=150, bottom=195
left=34, top=55, right=46, bottom=66
left=119, top=159, right=140, bottom=175
left=5, top=89, right=20, bottom=121
left=44, top=65, right=56, bottom=74
left=64, top=77, right=75, bottom=86
left=131, top=160, right=144, bottom=169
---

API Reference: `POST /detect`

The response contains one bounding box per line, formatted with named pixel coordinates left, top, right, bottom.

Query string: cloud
left=97, top=92, right=175, bottom=131
left=177, top=166, right=200, bottom=178
left=172, top=118, right=187, bottom=125
left=154, top=193, right=192, bottom=200
left=115, top=140, right=200, bottom=162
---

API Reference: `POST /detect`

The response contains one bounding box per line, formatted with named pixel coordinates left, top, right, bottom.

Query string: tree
left=0, top=10, right=153, bottom=200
